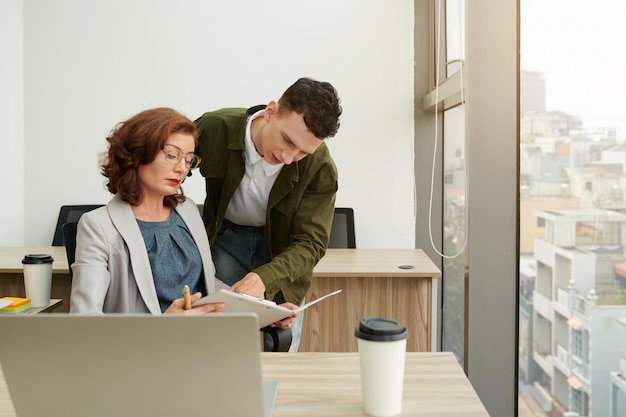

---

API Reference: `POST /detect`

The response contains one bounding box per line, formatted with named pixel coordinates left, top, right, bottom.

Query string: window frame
left=414, top=0, right=519, bottom=416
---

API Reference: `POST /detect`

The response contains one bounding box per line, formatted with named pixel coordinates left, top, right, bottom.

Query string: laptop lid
left=0, top=314, right=276, bottom=417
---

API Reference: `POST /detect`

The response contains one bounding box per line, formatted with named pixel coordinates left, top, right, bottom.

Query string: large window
left=416, top=0, right=518, bottom=414
left=422, top=0, right=468, bottom=367
left=519, top=1, right=626, bottom=416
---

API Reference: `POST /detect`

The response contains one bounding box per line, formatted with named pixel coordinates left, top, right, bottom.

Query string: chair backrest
left=52, top=205, right=103, bottom=246
left=62, top=222, right=78, bottom=280
left=328, top=207, right=356, bottom=248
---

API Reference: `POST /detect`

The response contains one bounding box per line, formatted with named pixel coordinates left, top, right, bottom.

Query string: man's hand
left=271, top=302, right=299, bottom=329
left=229, top=272, right=266, bottom=298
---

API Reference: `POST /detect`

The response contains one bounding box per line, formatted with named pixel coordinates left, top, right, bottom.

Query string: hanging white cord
left=428, top=0, right=469, bottom=259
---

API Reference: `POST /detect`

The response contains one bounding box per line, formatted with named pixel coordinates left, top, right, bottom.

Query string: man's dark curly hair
left=277, top=77, right=342, bottom=139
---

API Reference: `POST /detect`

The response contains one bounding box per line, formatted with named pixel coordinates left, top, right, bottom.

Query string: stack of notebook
left=0, top=297, right=31, bottom=314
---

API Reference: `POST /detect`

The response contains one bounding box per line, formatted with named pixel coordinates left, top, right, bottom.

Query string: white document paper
left=192, top=289, right=342, bottom=328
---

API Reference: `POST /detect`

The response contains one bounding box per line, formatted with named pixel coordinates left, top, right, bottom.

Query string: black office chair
left=52, top=205, right=103, bottom=246
left=62, top=222, right=79, bottom=280
left=62, top=221, right=291, bottom=351
left=328, top=207, right=356, bottom=248
left=262, top=325, right=292, bottom=352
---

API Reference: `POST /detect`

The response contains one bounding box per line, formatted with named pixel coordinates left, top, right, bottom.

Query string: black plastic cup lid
left=22, top=254, right=54, bottom=264
left=355, top=317, right=408, bottom=342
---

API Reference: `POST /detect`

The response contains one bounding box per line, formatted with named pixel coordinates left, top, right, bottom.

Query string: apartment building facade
left=527, top=209, right=626, bottom=416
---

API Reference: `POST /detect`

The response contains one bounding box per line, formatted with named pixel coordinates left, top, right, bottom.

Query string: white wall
left=1, top=1, right=25, bottom=245
left=1, top=0, right=415, bottom=248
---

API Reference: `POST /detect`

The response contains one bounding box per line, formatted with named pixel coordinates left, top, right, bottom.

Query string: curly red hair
left=100, top=107, right=198, bottom=208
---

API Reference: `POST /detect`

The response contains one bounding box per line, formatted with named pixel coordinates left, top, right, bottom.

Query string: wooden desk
left=301, top=249, right=441, bottom=352
left=0, top=352, right=488, bottom=417
left=0, top=247, right=441, bottom=350
left=0, top=247, right=70, bottom=313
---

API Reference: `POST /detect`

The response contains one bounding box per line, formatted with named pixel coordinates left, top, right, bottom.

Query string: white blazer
left=70, top=195, right=228, bottom=314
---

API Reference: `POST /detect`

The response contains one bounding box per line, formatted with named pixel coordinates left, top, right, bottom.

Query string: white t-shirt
left=224, top=109, right=284, bottom=226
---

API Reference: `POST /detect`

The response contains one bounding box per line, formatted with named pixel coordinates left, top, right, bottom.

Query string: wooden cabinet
left=301, top=249, right=441, bottom=352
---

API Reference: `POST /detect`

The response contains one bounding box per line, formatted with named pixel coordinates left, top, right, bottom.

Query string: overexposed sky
left=521, top=0, right=626, bottom=136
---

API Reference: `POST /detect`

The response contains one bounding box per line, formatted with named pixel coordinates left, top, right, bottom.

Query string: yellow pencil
left=183, top=285, right=191, bottom=310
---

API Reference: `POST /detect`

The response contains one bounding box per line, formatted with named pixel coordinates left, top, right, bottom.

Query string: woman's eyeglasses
left=162, top=144, right=201, bottom=170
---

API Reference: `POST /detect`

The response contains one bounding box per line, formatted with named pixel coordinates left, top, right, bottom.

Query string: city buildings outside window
left=519, top=1, right=626, bottom=416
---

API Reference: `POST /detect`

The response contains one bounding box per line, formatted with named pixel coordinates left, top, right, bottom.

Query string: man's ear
left=265, top=101, right=279, bottom=119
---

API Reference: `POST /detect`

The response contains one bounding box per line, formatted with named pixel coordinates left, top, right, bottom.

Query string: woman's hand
left=270, top=302, right=300, bottom=329
left=165, top=291, right=225, bottom=314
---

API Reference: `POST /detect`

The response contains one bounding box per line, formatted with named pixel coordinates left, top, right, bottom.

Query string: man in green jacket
left=195, top=77, right=342, bottom=351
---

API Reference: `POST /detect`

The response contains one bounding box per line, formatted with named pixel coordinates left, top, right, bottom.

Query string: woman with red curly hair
left=70, top=108, right=236, bottom=315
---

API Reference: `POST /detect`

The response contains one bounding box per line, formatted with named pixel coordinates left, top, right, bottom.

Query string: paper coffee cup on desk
left=355, top=317, right=408, bottom=417
left=22, top=254, right=54, bottom=307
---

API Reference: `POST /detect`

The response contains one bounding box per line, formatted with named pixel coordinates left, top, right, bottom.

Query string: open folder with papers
left=193, top=288, right=342, bottom=327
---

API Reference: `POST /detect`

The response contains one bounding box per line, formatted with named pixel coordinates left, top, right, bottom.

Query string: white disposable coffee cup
left=355, top=317, right=408, bottom=417
left=22, top=254, right=54, bottom=307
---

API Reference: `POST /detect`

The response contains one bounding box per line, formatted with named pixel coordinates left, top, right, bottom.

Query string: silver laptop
left=0, top=314, right=277, bottom=417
